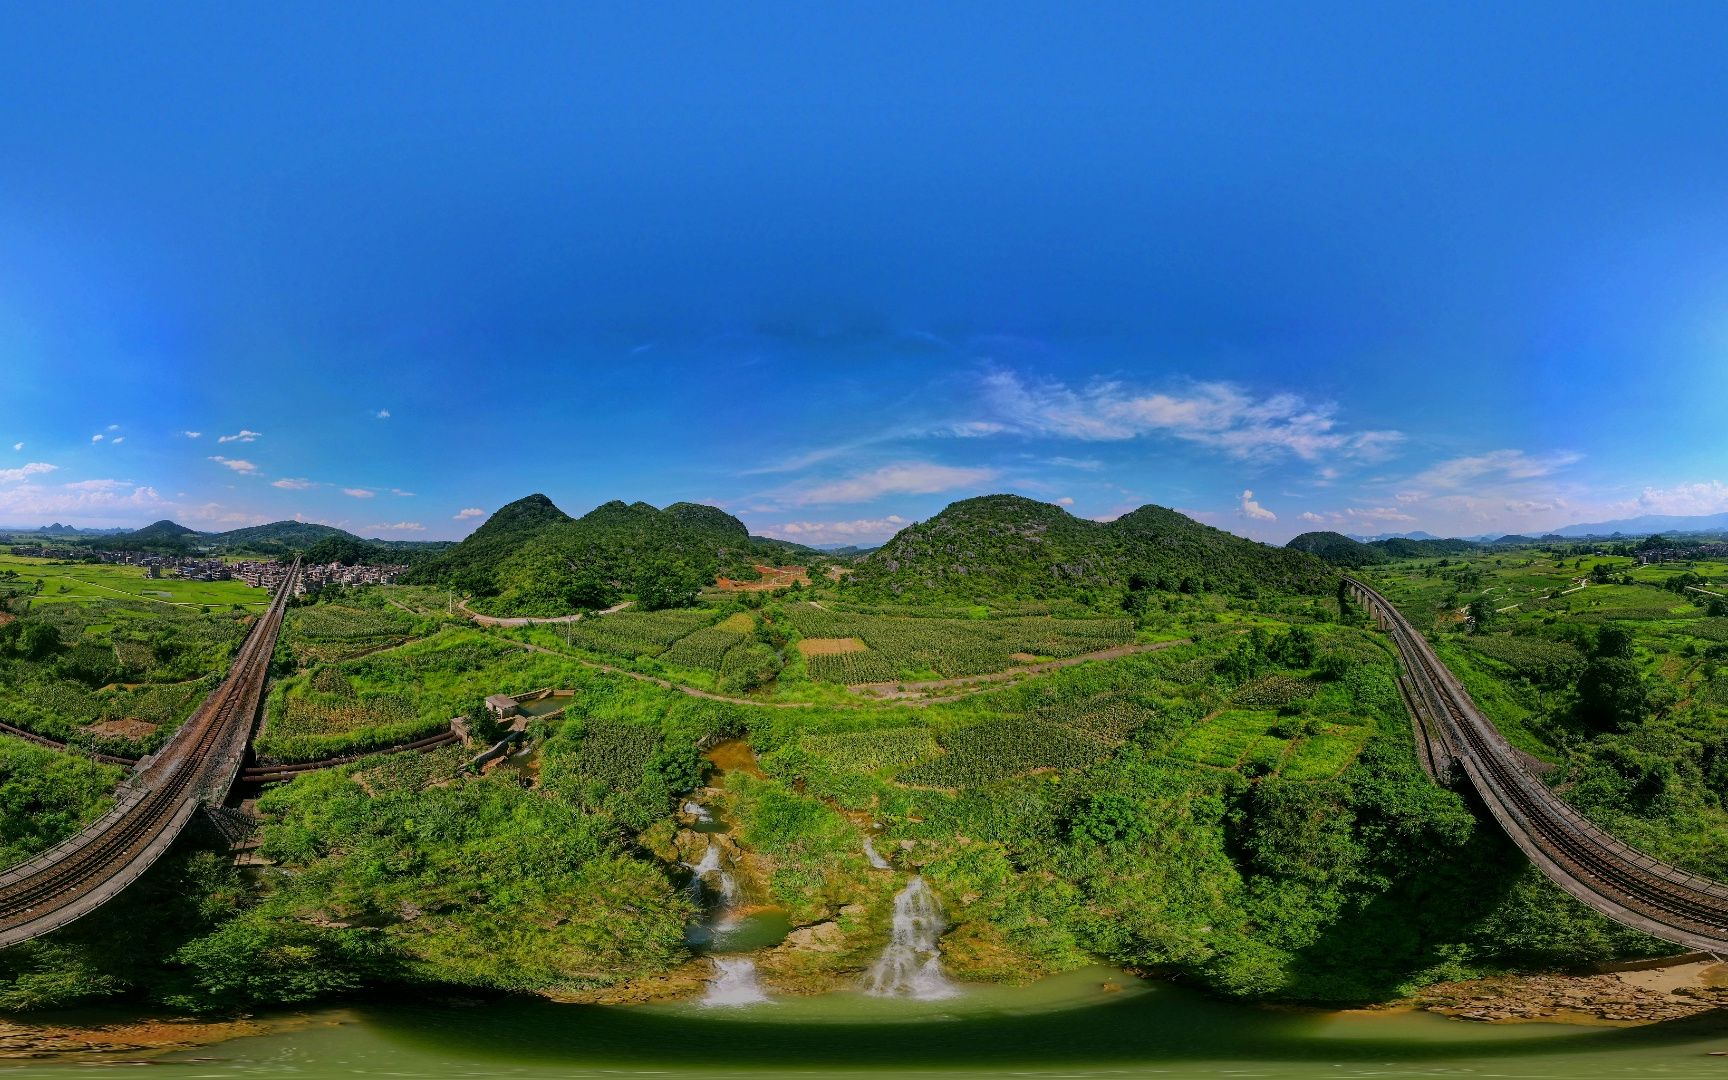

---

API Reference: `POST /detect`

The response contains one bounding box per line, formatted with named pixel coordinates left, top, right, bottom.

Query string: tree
left=633, top=561, right=701, bottom=611
left=1577, top=657, right=1648, bottom=731
left=1595, top=625, right=1635, bottom=659
left=1466, top=597, right=1494, bottom=633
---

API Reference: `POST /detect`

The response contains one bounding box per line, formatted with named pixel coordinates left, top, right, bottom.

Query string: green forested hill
left=433, top=497, right=818, bottom=614
left=401, top=493, right=573, bottom=594
left=1286, top=531, right=1392, bottom=568
left=849, top=494, right=1336, bottom=601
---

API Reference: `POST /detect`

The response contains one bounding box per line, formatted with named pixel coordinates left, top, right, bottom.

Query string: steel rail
left=0, top=561, right=299, bottom=948
left=1346, top=574, right=1728, bottom=951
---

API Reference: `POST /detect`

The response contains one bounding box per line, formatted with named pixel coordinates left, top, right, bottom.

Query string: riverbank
left=1402, top=958, right=1728, bottom=1024
left=0, top=1009, right=335, bottom=1060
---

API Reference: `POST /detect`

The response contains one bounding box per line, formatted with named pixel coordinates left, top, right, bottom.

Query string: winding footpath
left=1347, top=574, right=1728, bottom=952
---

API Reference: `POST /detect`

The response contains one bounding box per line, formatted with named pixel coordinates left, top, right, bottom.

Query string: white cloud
left=780, top=462, right=999, bottom=506
left=217, top=429, right=262, bottom=444
left=1056, top=496, right=1075, bottom=506
left=1299, top=511, right=1325, bottom=523
left=90, top=434, right=103, bottom=443
left=106, top=424, right=120, bottom=431
left=182, top=431, right=201, bottom=439
left=209, top=456, right=258, bottom=474
left=1628, top=480, right=1728, bottom=517
left=375, top=409, right=391, bottom=420
left=757, top=515, right=909, bottom=545
left=365, top=521, right=424, bottom=532
left=1238, top=489, right=1277, bottom=521
left=0, top=462, right=57, bottom=484
left=0, top=480, right=166, bottom=525
left=10, top=443, right=20, bottom=451
left=390, top=488, right=414, bottom=497
left=977, top=371, right=1403, bottom=463
left=1048, top=456, right=1102, bottom=470
left=454, top=507, right=487, bottom=520
left=1409, top=449, right=1582, bottom=491
left=342, top=488, right=375, bottom=498
left=110, top=437, right=124, bottom=445
left=271, top=477, right=317, bottom=490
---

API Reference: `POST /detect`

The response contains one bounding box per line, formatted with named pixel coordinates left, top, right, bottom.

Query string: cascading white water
left=682, top=800, right=713, bottom=823
left=684, top=841, right=739, bottom=903
left=863, top=876, right=957, bottom=999
left=863, top=835, right=891, bottom=870
left=701, top=957, right=770, bottom=1007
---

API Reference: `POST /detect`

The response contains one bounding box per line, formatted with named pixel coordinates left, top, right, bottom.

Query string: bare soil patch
left=82, top=717, right=158, bottom=740
left=716, top=564, right=811, bottom=591
left=1009, top=651, right=1040, bottom=663
left=0, top=612, right=14, bottom=628
left=797, top=636, right=867, bottom=657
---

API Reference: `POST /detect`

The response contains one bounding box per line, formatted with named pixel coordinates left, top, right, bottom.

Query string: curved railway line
left=0, top=561, right=300, bottom=949
left=1346, top=574, right=1728, bottom=953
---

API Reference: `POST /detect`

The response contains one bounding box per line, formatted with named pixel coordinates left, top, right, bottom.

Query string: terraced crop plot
left=897, top=717, right=1119, bottom=787
left=284, top=601, right=420, bottom=664
left=801, top=725, right=940, bottom=774
left=562, top=608, right=721, bottom=659
left=1169, top=710, right=1370, bottom=779
left=784, top=603, right=1134, bottom=682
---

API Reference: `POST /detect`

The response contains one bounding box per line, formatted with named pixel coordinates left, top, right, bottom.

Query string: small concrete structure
left=484, top=694, right=520, bottom=719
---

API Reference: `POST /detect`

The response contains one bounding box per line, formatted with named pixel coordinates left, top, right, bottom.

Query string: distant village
left=1634, top=542, right=1728, bottom=565
left=5, top=546, right=406, bottom=594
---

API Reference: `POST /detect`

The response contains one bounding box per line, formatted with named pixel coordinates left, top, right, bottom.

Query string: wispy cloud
left=453, top=507, right=486, bottom=520
left=209, top=456, right=258, bottom=474
left=976, top=371, right=1403, bottom=464
left=10, top=443, right=20, bottom=451
left=756, top=515, right=908, bottom=545
left=271, top=477, right=317, bottom=490
left=0, top=462, right=57, bottom=484
left=374, top=409, right=391, bottom=420
left=90, top=434, right=103, bottom=443
left=217, top=429, right=262, bottom=444
left=342, top=487, right=375, bottom=498
left=110, top=436, right=124, bottom=445
left=389, top=488, right=414, bottom=497
left=365, top=520, right=424, bottom=532
left=1238, top=489, right=1276, bottom=521
left=1407, top=449, right=1582, bottom=492
left=182, top=431, right=201, bottom=439
left=106, top=424, right=120, bottom=431
left=778, top=462, right=999, bottom=506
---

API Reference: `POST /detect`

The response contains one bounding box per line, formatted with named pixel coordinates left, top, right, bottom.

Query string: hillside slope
left=401, top=493, right=573, bottom=593
left=1286, top=531, right=1391, bottom=568
left=850, top=495, right=1335, bottom=601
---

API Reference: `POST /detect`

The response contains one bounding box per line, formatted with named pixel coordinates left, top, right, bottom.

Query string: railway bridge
left=1346, top=574, right=1728, bottom=953
left=0, top=561, right=300, bottom=949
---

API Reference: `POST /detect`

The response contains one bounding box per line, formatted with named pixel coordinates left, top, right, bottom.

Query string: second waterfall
left=863, top=876, right=958, bottom=999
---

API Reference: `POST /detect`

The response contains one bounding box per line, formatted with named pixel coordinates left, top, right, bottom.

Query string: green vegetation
left=0, top=589, right=249, bottom=754
left=1285, top=530, right=1391, bottom=568
left=849, top=495, right=1334, bottom=603
left=0, top=552, right=269, bottom=609
left=1364, top=544, right=1728, bottom=876
left=5, top=511, right=1708, bottom=1017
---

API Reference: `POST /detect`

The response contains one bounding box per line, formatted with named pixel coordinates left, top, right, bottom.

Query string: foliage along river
left=8, top=967, right=1728, bottom=1079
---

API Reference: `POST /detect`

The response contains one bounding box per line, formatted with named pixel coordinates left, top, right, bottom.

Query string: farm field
left=1362, top=544, right=1728, bottom=875
left=0, top=590, right=250, bottom=755
left=0, top=553, right=269, bottom=609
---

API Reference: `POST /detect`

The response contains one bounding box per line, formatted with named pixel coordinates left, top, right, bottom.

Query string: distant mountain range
left=1548, top=511, right=1728, bottom=538
left=1344, top=530, right=1440, bottom=543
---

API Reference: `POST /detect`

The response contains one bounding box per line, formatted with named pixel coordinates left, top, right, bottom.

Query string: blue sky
left=4, top=4, right=1728, bottom=543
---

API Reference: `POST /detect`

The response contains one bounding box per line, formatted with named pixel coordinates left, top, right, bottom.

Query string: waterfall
left=701, top=957, right=770, bottom=1007
left=863, top=835, right=891, bottom=870
left=682, top=800, right=713, bottom=823
left=863, top=876, right=957, bottom=999
left=685, top=841, right=739, bottom=903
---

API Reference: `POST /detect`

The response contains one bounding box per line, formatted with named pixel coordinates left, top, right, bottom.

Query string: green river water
left=8, top=966, right=1728, bottom=1079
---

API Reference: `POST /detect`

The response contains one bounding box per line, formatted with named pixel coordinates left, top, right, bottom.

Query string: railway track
left=1346, top=575, right=1728, bottom=952
left=0, top=561, right=300, bottom=948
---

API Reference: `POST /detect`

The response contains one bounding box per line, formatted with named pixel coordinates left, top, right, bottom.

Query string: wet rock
left=783, top=920, right=847, bottom=953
